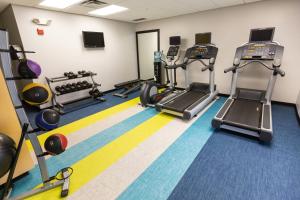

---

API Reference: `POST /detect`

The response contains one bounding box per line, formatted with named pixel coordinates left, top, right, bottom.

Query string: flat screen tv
left=169, top=36, right=181, bottom=46
left=249, top=27, right=275, bottom=42
left=195, top=32, right=211, bottom=45
left=83, top=31, right=105, bottom=48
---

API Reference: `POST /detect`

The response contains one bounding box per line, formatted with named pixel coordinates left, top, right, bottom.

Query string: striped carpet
left=8, top=96, right=300, bottom=200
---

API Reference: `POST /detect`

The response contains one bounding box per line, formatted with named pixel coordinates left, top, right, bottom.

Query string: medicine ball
left=18, top=59, right=42, bottom=78
left=22, top=83, right=51, bottom=105
left=44, top=134, right=68, bottom=155
left=0, top=133, right=16, bottom=178
left=35, top=109, right=60, bottom=131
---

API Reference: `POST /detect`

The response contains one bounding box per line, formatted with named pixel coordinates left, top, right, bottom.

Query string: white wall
left=136, top=0, right=300, bottom=103
left=11, top=5, right=138, bottom=92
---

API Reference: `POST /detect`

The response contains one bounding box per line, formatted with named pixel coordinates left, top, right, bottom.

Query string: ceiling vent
left=80, top=0, right=107, bottom=8
left=133, top=18, right=147, bottom=22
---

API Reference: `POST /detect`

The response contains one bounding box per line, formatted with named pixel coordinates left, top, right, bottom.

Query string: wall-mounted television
left=195, top=32, right=211, bottom=45
left=169, top=36, right=181, bottom=46
left=82, top=31, right=105, bottom=48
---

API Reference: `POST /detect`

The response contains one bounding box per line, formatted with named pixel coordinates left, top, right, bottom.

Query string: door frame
left=136, top=29, right=160, bottom=79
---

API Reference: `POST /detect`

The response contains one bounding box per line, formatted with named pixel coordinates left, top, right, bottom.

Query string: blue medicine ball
left=35, top=109, right=60, bottom=131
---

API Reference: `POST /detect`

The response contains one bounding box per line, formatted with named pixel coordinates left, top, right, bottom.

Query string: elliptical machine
left=140, top=36, right=181, bottom=107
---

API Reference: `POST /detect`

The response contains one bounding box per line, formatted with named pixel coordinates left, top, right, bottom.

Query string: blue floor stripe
left=11, top=108, right=157, bottom=197
left=168, top=104, right=300, bottom=200
left=117, top=98, right=225, bottom=200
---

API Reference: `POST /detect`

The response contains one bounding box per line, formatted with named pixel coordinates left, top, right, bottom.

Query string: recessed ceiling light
left=39, top=0, right=83, bottom=9
left=89, top=5, right=128, bottom=16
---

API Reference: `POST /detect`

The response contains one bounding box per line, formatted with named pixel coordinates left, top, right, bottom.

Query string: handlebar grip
left=224, top=66, right=236, bottom=73
left=201, top=66, right=209, bottom=72
left=276, top=68, right=285, bottom=77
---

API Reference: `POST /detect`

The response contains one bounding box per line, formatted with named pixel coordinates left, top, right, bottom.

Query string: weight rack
left=46, top=71, right=105, bottom=114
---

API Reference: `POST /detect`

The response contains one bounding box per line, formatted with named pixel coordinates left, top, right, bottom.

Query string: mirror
left=136, top=30, right=159, bottom=80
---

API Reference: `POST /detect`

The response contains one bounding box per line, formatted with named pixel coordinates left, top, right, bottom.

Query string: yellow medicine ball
left=22, top=83, right=52, bottom=106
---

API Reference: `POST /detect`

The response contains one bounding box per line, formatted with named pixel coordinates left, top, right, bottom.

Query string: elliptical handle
left=276, top=68, right=285, bottom=77
left=201, top=66, right=210, bottom=72
left=224, top=66, right=236, bottom=73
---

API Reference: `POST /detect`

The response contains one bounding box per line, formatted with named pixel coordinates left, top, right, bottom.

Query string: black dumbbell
left=70, top=83, right=77, bottom=91
left=90, top=89, right=103, bottom=98
left=78, top=70, right=86, bottom=75
left=76, top=81, right=83, bottom=90
left=82, top=81, right=88, bottom=89
left=55, top=86, right=61, bottom=92
left=60, top=85, right=67, bottom=94
left=87, top=83, right=93, bottom=88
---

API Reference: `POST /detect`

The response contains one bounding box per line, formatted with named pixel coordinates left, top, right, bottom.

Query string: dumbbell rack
left=0, top=29, right=34, bottom=131
left=46, top=71, right=105, bottom=114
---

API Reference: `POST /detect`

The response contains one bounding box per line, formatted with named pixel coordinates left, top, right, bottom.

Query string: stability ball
left=18, top=59, right=41, bottom=78
left=44, top=134, right=68, bottom=155
left=35, top=109, right=60, bottom=131
left=22, top=83, right=51, bottom=106
left=0, top=133, right=16, bottom=178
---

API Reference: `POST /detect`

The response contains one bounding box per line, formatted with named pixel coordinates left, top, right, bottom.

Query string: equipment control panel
left=167, top=46, right=180, bottom=57
left=241, top=43, right=277, bottom=60
left=186, top=45, right=218, bottom=59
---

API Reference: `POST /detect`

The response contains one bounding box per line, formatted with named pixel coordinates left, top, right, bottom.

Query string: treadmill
left=212, top=27, right=285, bottom=142
left=156, top=32, right=218, bottom=120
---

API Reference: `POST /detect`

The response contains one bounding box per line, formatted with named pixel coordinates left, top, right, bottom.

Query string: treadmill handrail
left=224, top=60, right=285, bottom=76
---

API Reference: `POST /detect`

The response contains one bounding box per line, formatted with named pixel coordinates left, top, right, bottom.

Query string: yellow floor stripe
left=26, top=98, right=140, bottom=152
left=27, top=113, right=174, bottom=199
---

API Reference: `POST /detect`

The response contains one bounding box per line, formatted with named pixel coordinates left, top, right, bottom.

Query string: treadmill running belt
left=163, top=91, right=207, bottom=113
left=223, top=99, right=262, bottom=129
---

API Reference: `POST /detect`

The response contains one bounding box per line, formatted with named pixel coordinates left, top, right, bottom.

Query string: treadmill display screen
left=195, top=32, right=211, bottom=45
left=249, top=28, right=274, bottom=42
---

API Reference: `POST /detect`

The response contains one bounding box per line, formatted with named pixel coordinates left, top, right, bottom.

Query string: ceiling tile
left=0, top=0, right=264, bottom=23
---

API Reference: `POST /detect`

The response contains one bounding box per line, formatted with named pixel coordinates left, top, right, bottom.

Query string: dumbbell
left=76, top=81, right=83, bottom=90
left=87, top=83, right=93, bottom=88
left=82, top=81, right=89, bottom=89
left=60, top=85, right=68, bottom=94
left=64, top=72, right=77, bottom=79
left=78, top=70, right=86, bottom=75
left=55, top=86, right=61, bottom=93
left=71, top=83, right=77, bottom=91
left=89, top=89, right=104, bottom=98
left=66, top=83, right=76, bottom=92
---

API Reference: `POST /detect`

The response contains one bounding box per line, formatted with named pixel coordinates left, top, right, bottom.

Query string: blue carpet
left=24, top=89, right=140, bottom=129
left=118, top=98, right=225, bottom=200
left=168, top=104, right=300, bottom=200
left=10, top=108, right=157, bottom=197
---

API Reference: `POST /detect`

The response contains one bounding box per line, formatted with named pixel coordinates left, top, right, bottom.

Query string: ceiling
left=0, top=0, right=264, bottom=23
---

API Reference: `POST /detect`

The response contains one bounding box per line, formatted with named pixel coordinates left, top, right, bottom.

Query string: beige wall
left=136, top=0, right=300, bottom=103
left=11, top=5, right=138, bottom=92
left=0, top=5, right=22, bottom=45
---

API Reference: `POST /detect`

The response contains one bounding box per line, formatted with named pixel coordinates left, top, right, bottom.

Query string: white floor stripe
left=69, top=101, right=215, bottom=200
left=30, top=106, right=145, bottom=164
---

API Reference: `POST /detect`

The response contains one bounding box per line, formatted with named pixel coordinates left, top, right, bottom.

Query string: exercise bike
left=140, top=44, right=181, bottom=107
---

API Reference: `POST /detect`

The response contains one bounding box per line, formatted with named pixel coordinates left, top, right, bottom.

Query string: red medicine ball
left=44, top=134, right=68, bottom=155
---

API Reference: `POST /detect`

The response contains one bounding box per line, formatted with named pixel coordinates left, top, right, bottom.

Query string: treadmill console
left=241, top=43, right=277, bottom=60
left=167, top=46, right=180, bottom=57
left=186, top=45, right=218, bottom=59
